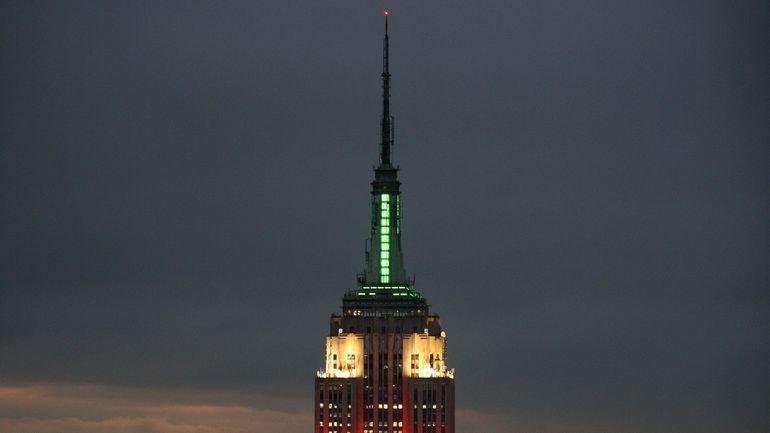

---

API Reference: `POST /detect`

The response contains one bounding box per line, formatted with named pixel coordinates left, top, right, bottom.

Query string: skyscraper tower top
left=315, top=13, right=455, bottom=433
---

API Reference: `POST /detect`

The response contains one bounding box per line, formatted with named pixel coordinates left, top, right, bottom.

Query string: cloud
left=0, top=383, right=311, bottom=433
left=455, top=408, right=636, bottom=433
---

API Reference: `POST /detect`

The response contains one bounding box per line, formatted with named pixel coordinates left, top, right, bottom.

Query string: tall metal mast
left=380, top=10, right=393, bottom=167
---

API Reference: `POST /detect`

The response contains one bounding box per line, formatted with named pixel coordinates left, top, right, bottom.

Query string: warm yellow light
left=402, top=332, right=453, bottom=378
left=318, top=331, right=454, bottom=380
left=319, top=335, right=364, bottom=378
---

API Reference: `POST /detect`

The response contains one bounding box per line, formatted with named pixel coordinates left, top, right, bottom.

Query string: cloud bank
left=0, top=384, right=310, bottom=433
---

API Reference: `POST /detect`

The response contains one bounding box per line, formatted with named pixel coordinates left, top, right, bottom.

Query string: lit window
left=381, top=251, right=389, bottom=259
left=347, top=354, right=356, bottom=370
left=380, top=259, right=389, bottom=268
left=381, top=194, right=389, bottom=202
left=382, top=226, right=390, bottom=234
left=381, top=243, right=390, bottom=251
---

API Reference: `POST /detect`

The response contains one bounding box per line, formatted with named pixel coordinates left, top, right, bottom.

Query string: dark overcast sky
left=1, top=1, right=768, bottom=433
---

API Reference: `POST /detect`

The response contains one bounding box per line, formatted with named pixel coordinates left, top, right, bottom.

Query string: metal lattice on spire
left=380, top=9, right=393, bottom=167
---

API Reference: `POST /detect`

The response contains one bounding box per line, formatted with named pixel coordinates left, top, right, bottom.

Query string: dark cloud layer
left=1, top=1, right=768, bottom=432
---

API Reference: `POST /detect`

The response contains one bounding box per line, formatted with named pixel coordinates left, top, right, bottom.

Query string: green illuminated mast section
left=366, top=176, right=407, bottom=287
left=380, top=193, right=390, bottom=283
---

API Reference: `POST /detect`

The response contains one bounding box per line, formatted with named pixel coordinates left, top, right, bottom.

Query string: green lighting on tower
left=380, top=193, right=390, bottom=284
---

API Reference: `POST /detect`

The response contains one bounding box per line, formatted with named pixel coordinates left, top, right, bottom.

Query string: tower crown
left=348, top=11, right=423, bottom=311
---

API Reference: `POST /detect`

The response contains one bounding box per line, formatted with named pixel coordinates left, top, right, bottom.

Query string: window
left=347, top=354, right=356, bottom=370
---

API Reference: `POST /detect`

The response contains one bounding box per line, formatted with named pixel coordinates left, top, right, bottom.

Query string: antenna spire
left=380, top=9, right=393, bottom=166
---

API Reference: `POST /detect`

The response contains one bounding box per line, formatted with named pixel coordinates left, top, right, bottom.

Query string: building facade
left=314, top=12, right=455, bottom=433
